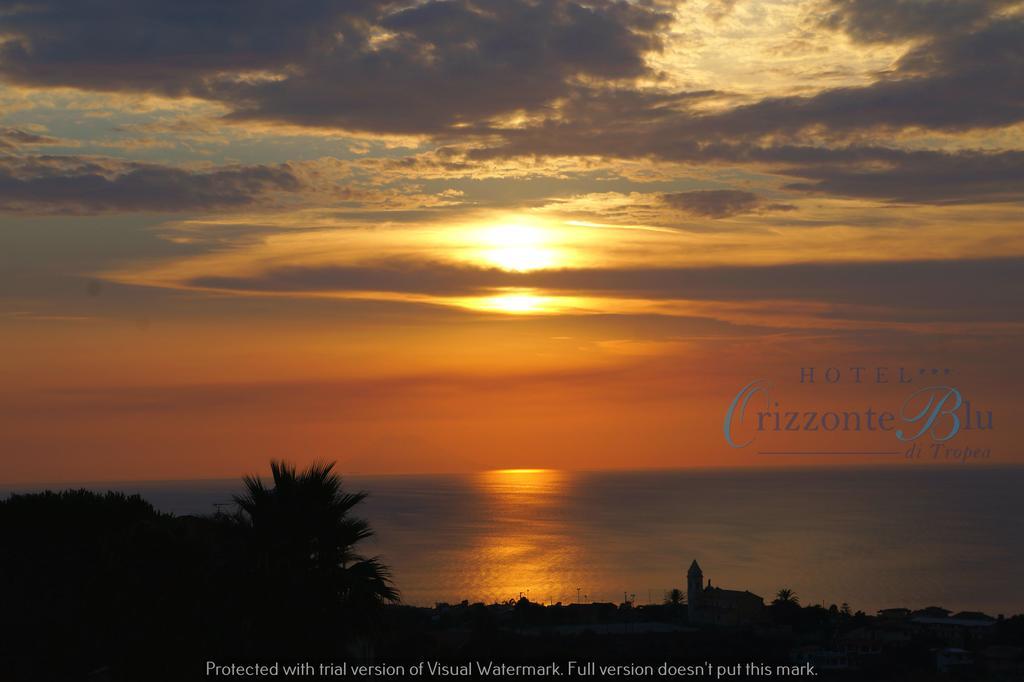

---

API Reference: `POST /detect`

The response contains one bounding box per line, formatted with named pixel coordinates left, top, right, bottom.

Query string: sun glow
left=485, top=293, right=546, bottom=314
left=476, top=222, right=557, bottom=272
left=452, top=288, right=589, bottom=315
left=493, top=468, right=552, bottom=474
left=478, top=468, right=568, bottom=500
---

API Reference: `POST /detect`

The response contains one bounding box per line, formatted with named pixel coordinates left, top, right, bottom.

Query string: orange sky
left=1, top=0, right=1022, bottom=482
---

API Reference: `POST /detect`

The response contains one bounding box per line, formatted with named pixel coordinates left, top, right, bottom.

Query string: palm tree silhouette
left=234, top=460, right=398, bottom=607
left=774, top=588, right=799, bottom=605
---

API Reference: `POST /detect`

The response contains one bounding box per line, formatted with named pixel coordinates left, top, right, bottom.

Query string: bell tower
left=687, top=559, right=703, bottom=613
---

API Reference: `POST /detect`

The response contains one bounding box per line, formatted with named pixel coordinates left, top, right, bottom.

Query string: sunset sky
left=1, top=0, right=1022, bottom=482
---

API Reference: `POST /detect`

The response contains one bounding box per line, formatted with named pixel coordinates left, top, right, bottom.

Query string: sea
left=3, top=466, right=1022, bottom=616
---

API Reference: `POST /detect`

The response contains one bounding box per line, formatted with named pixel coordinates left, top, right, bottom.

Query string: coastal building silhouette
left=687, top=559, right=764, bottom=626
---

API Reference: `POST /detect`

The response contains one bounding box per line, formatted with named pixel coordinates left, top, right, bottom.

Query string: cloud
left=185, top=257, right=1024, bottom=322
left=1, top=0, right=1018, bottom=144
left=213, top=0, right=669, bottom=133
left=190, top=260, right=510, bottom=297
left=662, top=189, right=796, bottom=218
left=456, top=9, right=1024, bottom=203
left=706, top=0, right=741, bottom=22
left=0, top=156, right=301, bottom=213
left=1, top=0, right=1021, bottom=212
left=820, top=0, right=1016, bottom=44
left=465, top=135, right=1024, bottom=204
left=474, top=14, right=1024, bottom=161
left=690, top=17, right=1024, bottom=136
left=0, top=127, right=60, bottom=150
left=781, top=148, right=1024, bottom=204
left=0, top=0, right=369, bottom=93
left=0, top=0, right=670, bottom=134
left=664, top=189, right=758, bottom=218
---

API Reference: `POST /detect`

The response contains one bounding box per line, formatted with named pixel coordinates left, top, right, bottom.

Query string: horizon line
left=3, top=460, right=1023, bottom=490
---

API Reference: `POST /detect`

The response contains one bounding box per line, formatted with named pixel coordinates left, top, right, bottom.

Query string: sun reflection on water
left=463, top=468, right=587, bottom=604
left=480, top=468, right=565, bottom=497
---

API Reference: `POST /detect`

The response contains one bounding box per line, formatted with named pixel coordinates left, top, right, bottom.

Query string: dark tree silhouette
left=0, top=461, right=400, bottom=679
left=234, top=460, right=398, bottom=607
left=664, top=588, right=685, bottom=606
left=774, top=588, right=799, bottom=605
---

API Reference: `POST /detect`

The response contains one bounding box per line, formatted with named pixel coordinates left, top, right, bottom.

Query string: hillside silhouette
left=0, top=461, right=396, bottom=680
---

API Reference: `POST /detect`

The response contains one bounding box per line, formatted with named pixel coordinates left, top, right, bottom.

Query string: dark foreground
left=1, top=488, right=1022, bottom=681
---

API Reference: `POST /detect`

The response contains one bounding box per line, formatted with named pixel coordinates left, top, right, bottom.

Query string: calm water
left=4, top=467, right=1023, bottom=615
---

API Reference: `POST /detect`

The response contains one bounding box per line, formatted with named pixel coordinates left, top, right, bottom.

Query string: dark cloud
left=821, top=0, right=1015, bottom=44
left=0, top=128, right=60, bottom=150
left=2, top=0, right=1021, bottom=210
left=475, top=16, right=1024, bottom=161
left=192, top=260, right=504, bottom=297
left=461, top=9, right=1024, bottom=203
left=211, top=0, right=669, bottom=133
left=0, top=0, right=374, bottom=94
left=662, top=189, right=795, bottom=218
left=0, top=0, right=1018, bottom=141
left=0, top=0, right=669, bottom=134
left=0, top=156, right=300, bottom=213
left=467, top=134, right=1024, bottom=205
left=664, top=189, right=758, bottom=218
left=1, top=0, right=1017, bottom=141
left=188, top=257, right=1024, bottom=321
left=781, top=148, right=1024, bottom=203
left=700, top=16, right=1024, bottom=135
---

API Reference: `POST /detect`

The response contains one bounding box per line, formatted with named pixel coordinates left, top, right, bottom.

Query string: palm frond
left=235, top=459, right=397, bottom=607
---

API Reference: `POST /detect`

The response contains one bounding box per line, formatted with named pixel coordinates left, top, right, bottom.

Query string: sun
left=478, top=223, right=555, bottom=272
left=476, top=291, right=549, bottom=314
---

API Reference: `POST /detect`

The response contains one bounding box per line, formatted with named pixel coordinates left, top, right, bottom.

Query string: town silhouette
left=2, top=461, right=1022, bottom=680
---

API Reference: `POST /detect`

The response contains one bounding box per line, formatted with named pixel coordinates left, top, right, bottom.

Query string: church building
left=687, top=559, right=765, bottom=626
